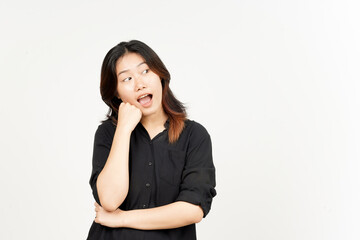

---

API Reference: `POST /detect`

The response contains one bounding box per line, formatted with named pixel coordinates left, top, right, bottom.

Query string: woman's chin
left=141, top=107, right=164, bottom=119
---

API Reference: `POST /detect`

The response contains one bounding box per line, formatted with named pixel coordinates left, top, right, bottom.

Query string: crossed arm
left=93, top=126, right=204, bottom=229
left=94, top=201, right=204, bottom=229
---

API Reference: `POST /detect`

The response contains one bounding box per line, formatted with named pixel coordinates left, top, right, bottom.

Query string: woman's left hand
left=94, top=202, right=124, bottom=228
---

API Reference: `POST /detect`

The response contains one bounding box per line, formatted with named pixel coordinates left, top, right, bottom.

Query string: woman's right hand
left=117, top=102, right=142, bottom=133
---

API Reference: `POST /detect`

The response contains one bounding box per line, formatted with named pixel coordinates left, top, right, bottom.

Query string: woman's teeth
left=138, top=94, right=150, bottom=100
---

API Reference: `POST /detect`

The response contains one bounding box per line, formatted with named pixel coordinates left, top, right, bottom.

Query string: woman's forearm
left=96, top=127, right=131, bottom=211
left=120, top=201, right=203, bottom=230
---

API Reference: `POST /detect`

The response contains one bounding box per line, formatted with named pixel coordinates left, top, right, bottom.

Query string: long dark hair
left=100, top=40, right=187, bottom=143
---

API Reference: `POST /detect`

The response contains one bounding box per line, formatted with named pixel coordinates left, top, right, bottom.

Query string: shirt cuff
left=176, top=189, right=213, bottom=218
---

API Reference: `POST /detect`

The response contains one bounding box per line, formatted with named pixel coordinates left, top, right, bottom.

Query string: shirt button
left=145, top=183, right=150, bottom=187
left=148, top=161, right=152, bottom=166
left=142, top=204, right=146, bottom=208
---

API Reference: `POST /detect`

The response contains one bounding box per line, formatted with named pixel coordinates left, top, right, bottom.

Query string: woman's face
left=115, top=52, right=164, bottom=118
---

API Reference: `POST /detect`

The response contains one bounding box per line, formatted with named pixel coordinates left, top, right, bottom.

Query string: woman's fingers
left=94, top=202, right=101, bottom=212
left=94, top=202, right=103, bottom=208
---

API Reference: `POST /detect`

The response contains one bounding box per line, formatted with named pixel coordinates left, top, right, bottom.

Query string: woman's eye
left=142, top=69, right=149, bottom=74
left=123, top=77, right=132, bottom=82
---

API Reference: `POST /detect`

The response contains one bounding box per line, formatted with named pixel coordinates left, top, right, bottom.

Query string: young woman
left=86, top=40, right=216, bottom=240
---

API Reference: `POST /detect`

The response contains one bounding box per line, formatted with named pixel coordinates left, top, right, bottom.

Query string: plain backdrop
left=1, top=0, right=359, bottom=239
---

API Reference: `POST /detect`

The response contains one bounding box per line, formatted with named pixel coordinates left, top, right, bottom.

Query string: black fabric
left=86, top=118, right=216, bottom=240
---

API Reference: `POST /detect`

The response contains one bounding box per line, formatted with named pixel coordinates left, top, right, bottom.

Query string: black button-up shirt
left=86, top=118, right=216, bottom=240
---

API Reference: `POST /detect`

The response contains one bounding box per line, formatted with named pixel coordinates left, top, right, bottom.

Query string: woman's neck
left=140, top=110, right=168, bottom=131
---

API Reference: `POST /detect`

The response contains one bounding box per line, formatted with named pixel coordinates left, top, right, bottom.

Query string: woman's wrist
left=119, top=210, right=129, bottom=228
left=115, top=126, right=132, bottom=138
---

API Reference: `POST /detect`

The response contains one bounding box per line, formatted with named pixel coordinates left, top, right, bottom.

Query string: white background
left=1, top=0, right=359, bottom=239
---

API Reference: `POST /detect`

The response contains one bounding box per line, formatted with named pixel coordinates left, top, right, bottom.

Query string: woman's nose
left=135, top=75, right=146, bottom=91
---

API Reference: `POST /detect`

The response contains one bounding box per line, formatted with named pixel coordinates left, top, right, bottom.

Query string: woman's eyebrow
left=118, top=62, right=147, bottom=76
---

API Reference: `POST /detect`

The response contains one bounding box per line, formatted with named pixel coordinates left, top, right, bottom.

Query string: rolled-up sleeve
left=176, top=124, right=217, bottom=218
left=89, top=124, right=112, bottom=206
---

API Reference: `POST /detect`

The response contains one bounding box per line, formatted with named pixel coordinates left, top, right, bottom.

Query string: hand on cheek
left=117, top=102, right=142, bottom=133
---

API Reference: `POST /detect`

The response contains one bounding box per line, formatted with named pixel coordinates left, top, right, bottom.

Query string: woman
left=86, top=40, right=216, bottom=240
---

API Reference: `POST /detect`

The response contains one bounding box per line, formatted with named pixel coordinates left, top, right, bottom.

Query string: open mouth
left=137, top=94, right=153, bottom=106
